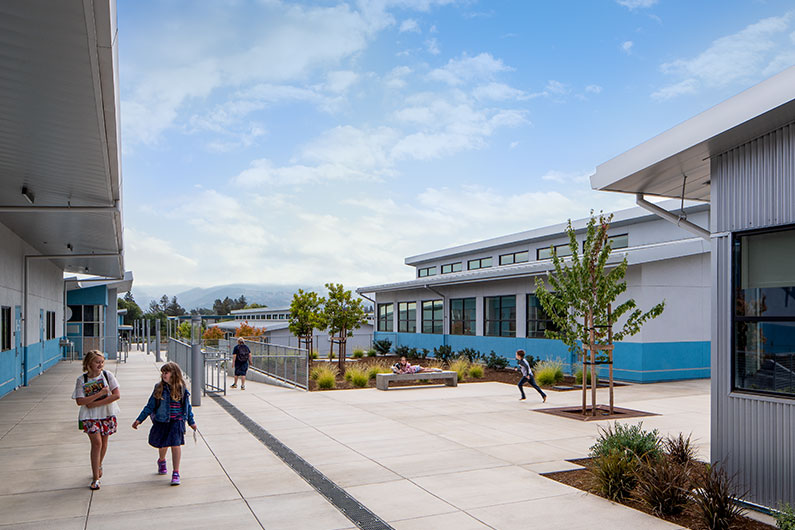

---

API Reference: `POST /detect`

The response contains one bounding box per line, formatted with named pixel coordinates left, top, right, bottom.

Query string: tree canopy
left=212, top=295, right=248, bottom=315
left=288, top=289, right=326, bottom=349
left=534, top=212, right=665, bottom=358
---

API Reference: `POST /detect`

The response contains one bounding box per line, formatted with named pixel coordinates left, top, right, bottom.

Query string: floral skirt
left=82, top=416, right=118, bottom=436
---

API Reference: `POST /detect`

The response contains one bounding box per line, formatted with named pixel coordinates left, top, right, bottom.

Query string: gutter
left=635, top=193, right=710, bottom=241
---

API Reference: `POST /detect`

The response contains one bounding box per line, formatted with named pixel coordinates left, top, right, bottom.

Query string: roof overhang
left=65, top=270, right=133, bottom=293
left=591, top=66, right=795, bottom=201
left=360, top=237, right=710, bottom=294
left=0, top=0, right=123, bottom=277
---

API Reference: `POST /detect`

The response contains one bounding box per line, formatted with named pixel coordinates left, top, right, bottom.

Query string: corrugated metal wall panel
left=711, top=122, right=795, bottom=508
left=713, top=123, right=795, bottom=232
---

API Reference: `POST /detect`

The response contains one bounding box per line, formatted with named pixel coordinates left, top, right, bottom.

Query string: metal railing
left=167, top=338, right=192, bottom=377
left=202, top=340, right=228, bottom=395
left=243, top=339, right=309, bottom=390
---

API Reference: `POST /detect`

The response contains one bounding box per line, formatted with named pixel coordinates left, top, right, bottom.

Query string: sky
left=118, top=0, right=795, bottom=293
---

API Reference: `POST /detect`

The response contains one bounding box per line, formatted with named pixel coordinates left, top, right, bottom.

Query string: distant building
left=358, top=201, right=711, bottom=383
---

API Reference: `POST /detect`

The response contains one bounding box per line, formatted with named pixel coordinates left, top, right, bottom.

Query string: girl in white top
left=72, top=350, right=121, bottom=490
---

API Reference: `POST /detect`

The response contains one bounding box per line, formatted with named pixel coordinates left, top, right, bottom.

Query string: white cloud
left=472, top=82, right=528, bottom=101
left=621, top=40, right=634, bottom=54
left=544, top=80, right=569, bottom=95
left=585, top=84, right=603, bottom=94
left=428, top=52, right=513, bottom=85
left=653, top=12, right=795, bottom=100
left=324, top=70, right=361, bottom=93
left=385, top=65, right=412, bottom=89
left=399, top=18, right=420, bottom=33
left=616, top=0, right=658, bottom=9
left=426, top=37, right=441, bottom=55
left=509, top=141, right=519, bottom=149
left=124, top=227, right=199, bottom=286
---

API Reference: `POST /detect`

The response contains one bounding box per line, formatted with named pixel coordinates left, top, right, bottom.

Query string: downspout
left=635, top=193, right=710, bottom=240
left=358, top=292, right=377, bottom=346
left=424, top=284, right=447, bottom=347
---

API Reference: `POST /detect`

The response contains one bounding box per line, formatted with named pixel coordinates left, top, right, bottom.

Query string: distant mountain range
left=131, top=283, right=323, bottom=311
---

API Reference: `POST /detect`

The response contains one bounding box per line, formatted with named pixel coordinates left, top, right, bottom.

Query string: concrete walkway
left=0, top=349, right=712, bottom=529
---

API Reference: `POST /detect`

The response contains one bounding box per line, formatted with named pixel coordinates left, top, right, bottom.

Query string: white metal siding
left=711, top=121, right=795, bottom=507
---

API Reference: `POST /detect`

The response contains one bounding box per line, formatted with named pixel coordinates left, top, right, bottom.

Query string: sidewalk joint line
left=212, top=394, right=396, bottom=530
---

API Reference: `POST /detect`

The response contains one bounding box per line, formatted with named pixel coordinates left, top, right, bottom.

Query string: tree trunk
left=337, top=324, right=347, bottom=375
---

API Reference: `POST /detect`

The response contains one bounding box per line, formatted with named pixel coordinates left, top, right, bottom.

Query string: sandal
left=90, top=479, right=101, bottom=490
left=98, top=466, right=103, bottom=478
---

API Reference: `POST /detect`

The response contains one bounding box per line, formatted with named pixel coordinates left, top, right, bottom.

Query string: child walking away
left=515, top=350, right=546, bottom=403
left=72, top=350, right=121, bottom=490
left=132, top=362, right=197, bottom=486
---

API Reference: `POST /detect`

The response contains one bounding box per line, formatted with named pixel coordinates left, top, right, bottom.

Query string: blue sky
left=118, top=0, right=795, bottom=293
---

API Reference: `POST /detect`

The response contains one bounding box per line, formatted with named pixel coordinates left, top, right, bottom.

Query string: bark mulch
left=543, top=458, right=775, bottom=530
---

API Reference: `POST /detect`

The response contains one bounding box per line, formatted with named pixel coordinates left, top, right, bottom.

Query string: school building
left=591, top=65, right=795, bottom=508
left=358, top=201, right=711, bottom=383
left=0, top=0, right=128, bottom=398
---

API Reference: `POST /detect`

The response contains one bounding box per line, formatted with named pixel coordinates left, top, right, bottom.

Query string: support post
left=589, top=310, right=596, bottom=417
left=155, top=322, right=162, bottom=362
left=608, top=304, right=614, bottom=415
left=145, top=320, right=150, bottom=355
left=190, top=315, right=202, bottom=406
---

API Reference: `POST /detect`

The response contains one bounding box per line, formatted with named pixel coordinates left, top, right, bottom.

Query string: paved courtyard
left=0, top=349, right=712, bottom=529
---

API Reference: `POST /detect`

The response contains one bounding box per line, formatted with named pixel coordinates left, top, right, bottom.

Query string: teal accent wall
left=373, top=332, right=710, bottom=383
left=67, top=285, right=108, bottom=306
left=0, top=337, right=63, bottom=398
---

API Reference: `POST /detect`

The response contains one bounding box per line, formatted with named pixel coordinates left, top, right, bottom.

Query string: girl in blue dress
left=132, top=362, right=197, bottom=485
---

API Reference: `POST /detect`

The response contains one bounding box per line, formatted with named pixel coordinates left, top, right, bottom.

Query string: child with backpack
left=132, top=362, right=197, bottom=485
left=72, top=350, right=121, bottom=490
left=515, top=349, right=546, bottom=403
left=231, top=337, right=250, bottom=390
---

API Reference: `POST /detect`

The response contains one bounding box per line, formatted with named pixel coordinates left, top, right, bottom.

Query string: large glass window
left=468, top=257, right=493, bottom=270
left=441, top=262, right=463, bottom=274
left=418, top=266, right=437, bottom=278
left=1, top=306, right=10, bottom=351
left=527, top=294, right=558, bottom=338
left=377, top=303, right=394, bottom=332
left=398, top=302, right=416, bottom=333
left=450, top=298, right=476, bottom=335
left=422, top=300, right=443, bottom=334
left=485, top=295, right=516, bottom=337
left=46, top=311, right=56, bottom=340
left=537, top=243, right=573, bottom=260
left=733, top=226, right=795, bottom=398
left=499, top=251, right=529, bottom=266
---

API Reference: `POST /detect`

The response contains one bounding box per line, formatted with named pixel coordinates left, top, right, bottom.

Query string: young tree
left=288, top=290, right=326, bottom=353
left=323, top=283, right=367, bottom=375
left=165, top=296, right=186, bottom=316
left=534, top=212, right=665, bottom=408
left=118, top=296, right=143, bottom=325
left=234, top=321, right=264, bottom=338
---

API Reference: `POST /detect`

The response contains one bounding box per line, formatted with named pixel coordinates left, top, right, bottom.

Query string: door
left=14, top=306, right=21, bottom=387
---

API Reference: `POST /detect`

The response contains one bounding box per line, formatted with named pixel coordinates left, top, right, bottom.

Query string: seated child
left=392, top=356, right=443, bottom=374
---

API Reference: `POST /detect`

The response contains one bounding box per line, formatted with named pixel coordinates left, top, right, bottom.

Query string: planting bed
left=536, top=405, right=657, bottom=422
left=544, top=458, right=775, bottom=530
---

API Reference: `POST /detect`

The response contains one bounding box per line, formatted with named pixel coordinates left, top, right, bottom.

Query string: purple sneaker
left=157, top=459, right=167, bottom=475
left=171, top=471, right=180, bottom=486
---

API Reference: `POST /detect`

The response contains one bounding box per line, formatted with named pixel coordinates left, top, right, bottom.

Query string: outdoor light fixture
left=21, top=186, right=34, bottom=204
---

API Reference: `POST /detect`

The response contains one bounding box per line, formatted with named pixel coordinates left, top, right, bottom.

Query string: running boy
left=515, top=349, right=546, bottom=402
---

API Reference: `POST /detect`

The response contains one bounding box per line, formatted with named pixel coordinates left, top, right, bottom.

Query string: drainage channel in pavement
left=211, top=395, right=395, bottom=530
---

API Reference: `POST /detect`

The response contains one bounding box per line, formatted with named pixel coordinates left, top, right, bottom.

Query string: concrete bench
left=376, top=371, right=458, bottom=390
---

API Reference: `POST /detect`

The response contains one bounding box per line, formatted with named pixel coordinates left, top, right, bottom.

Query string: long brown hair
left=82, top=350, right=104, bottom=374
left=154, top=362, right=186, bottom=401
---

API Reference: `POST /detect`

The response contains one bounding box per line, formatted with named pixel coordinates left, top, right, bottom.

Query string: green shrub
left=314, top=365, right=338, bottom=390
left=590, top=422, right=662, bottom=460
left=635, top=455, right=691, bottom=516
left=574, top=366, right=599, bottom=386
left=449, top=357, right=470, bottom=380
left=373, top=339, right=392, bottom=354
left=433, top=344, right=454, bottom=363
left=775, top=503, right=795, bottom=530
left=367, top=361, right=392, bottom=380
left=309, top=350, right=319, bottom=360
left=352, top=349, right=365, bottom=359
left=458, top=348, right=483, bottom=363
left=468, top=364, right=484, bottom=378
left=591, top=451, right=638, bottom=501
left=418, top=348, right=430, bottom=359
left=395, top=345, right=410, bottom=356
left=534, top=359, right=564, bottom=386
left=345, top=366, right=369, bottom=388
left=664, top=433, right=696, bottom=465
left=366, top=348, right=377, bottom=357
left=485, top=351, right=509, bottom=370
left=692, top=463, right=746, bottom=530
left=327, top=350, right=336, bottom=360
